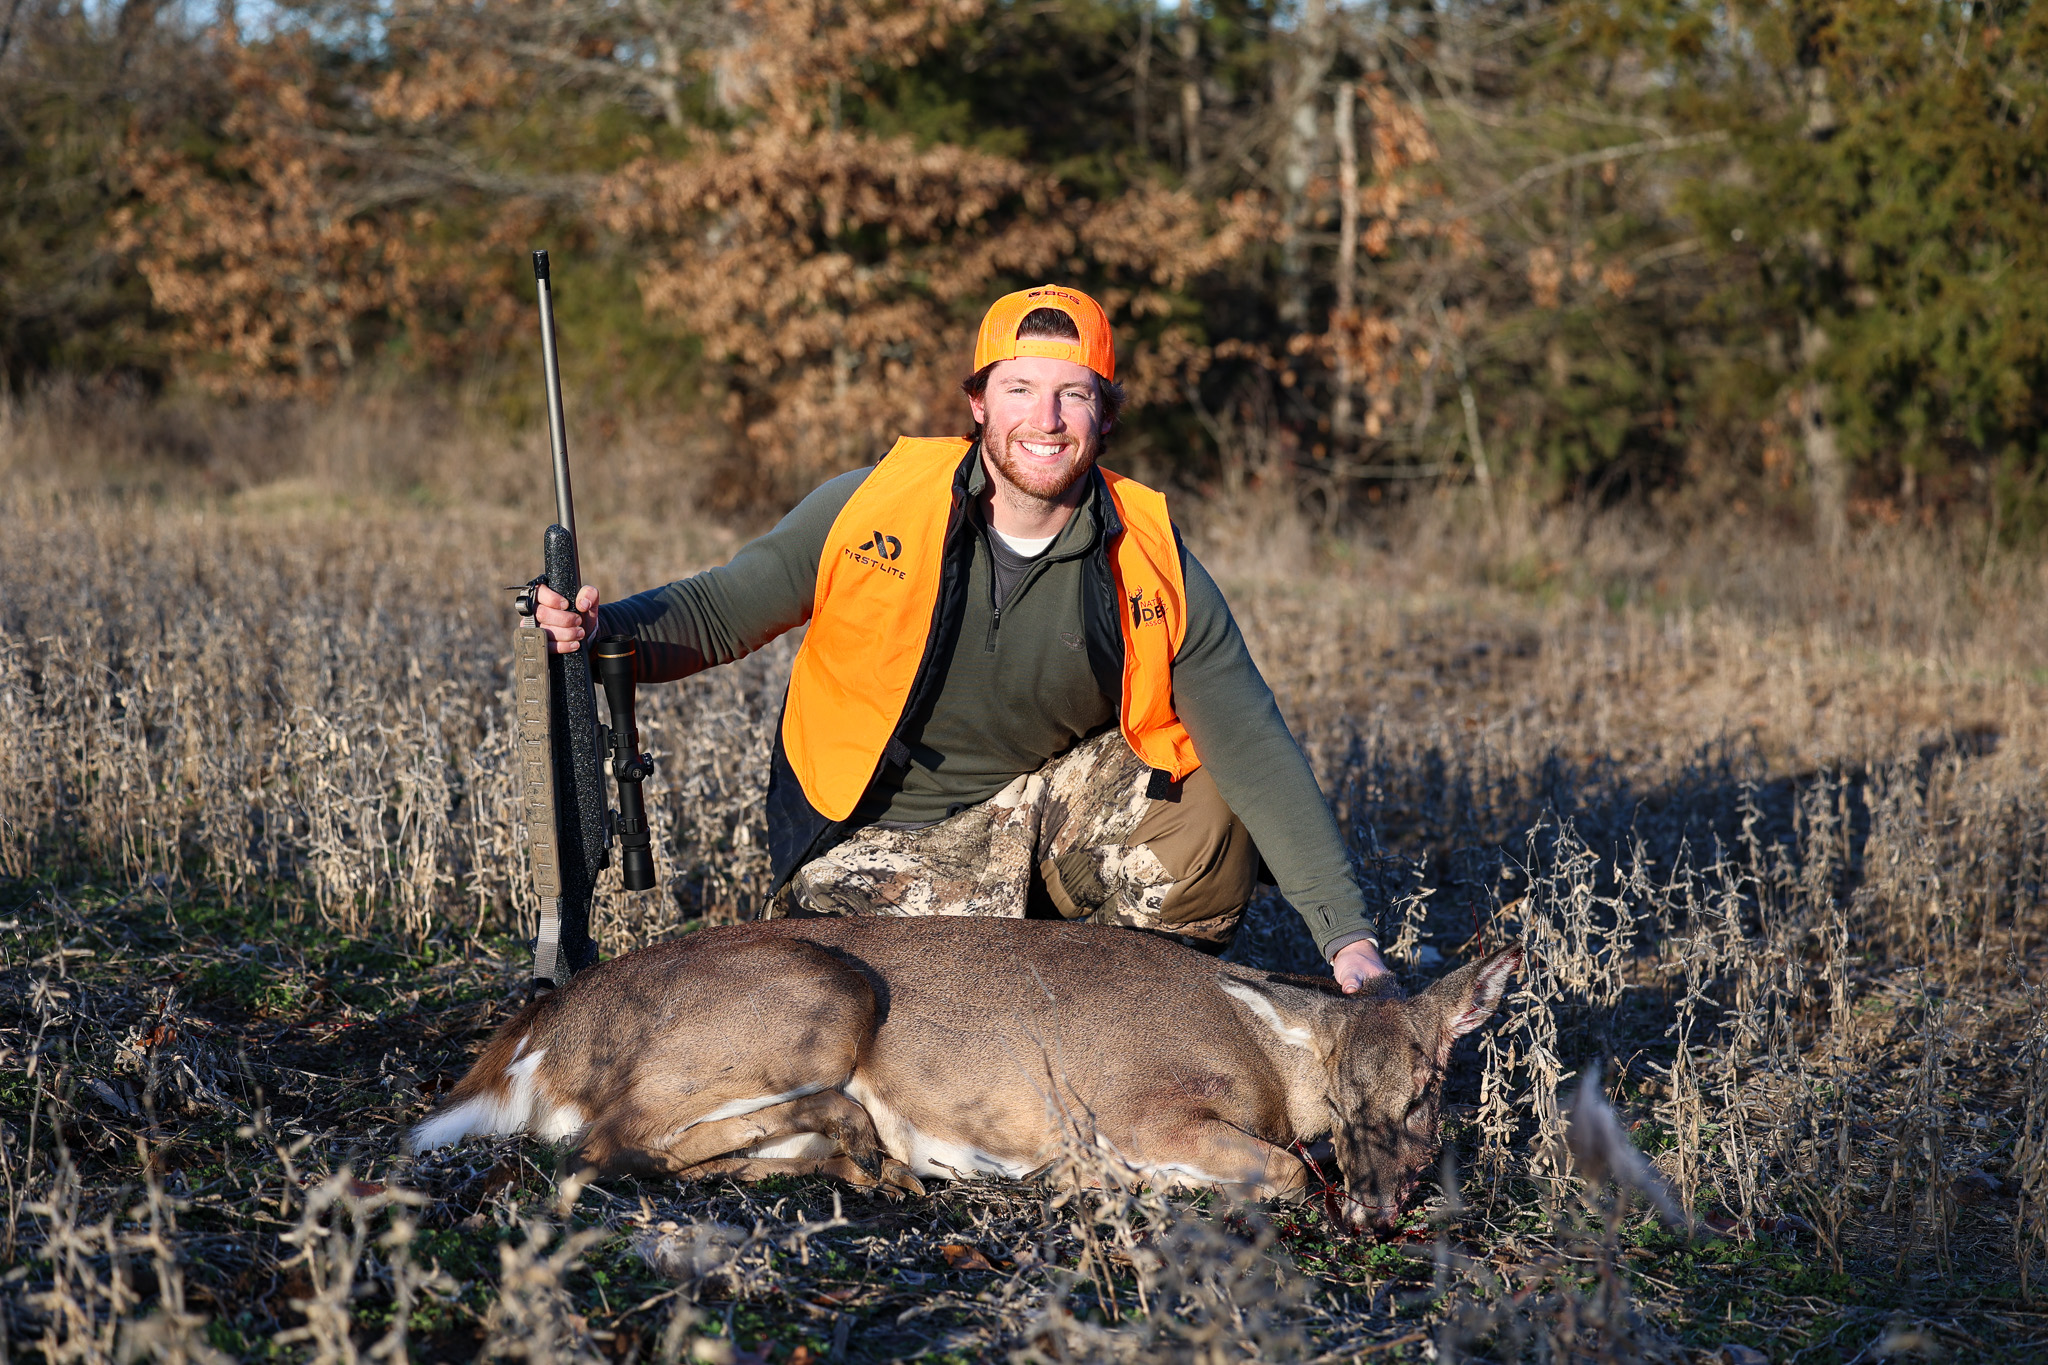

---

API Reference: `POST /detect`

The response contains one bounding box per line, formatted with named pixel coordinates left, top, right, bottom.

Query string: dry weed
left=3, top=401, right=2047, bottom=1360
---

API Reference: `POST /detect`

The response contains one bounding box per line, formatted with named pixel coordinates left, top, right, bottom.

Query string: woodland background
left=5, top=0, right=2047, bottom=537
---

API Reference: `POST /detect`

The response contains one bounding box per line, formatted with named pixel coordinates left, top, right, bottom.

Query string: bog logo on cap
left=973, top=284, right=1116, bottom=382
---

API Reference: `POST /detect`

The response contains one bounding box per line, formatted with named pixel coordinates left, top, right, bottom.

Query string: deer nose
left=1334, top=1189, right=1405, bottom=1233
left=1342, top=1175, right=1423, bottom=1234
left=1341, top=1201, right=1403, bottom=1233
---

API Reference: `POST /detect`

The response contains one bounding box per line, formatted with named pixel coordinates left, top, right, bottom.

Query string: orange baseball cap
left=973, top=285, right=1116, bottom=382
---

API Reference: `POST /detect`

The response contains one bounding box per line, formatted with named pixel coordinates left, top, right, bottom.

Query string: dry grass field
left=3, top=388, right=2046, bottom=1363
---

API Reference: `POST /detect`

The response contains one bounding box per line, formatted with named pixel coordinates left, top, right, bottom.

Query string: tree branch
left=1453, top=130, right=1731, bottom=219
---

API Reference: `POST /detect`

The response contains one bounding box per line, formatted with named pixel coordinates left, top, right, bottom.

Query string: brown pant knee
left=1042, top=766, right=1257, bottom=942
left=1134, top=766, right=1258, bottom=934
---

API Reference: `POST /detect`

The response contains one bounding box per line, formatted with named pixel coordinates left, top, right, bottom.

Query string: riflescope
left=591, top=635, right=658, bottom=892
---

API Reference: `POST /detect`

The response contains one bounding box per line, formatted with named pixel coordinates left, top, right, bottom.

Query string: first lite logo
left=845, top=530, right=909, bottom=580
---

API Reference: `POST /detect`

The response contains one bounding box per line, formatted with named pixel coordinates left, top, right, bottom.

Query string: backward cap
left=973, top=285, right=1116, bottom=382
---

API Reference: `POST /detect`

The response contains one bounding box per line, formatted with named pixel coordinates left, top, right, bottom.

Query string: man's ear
left=969, top=390, right=989, bottom=426
left=1413, top=944, right=1523, bottom=1065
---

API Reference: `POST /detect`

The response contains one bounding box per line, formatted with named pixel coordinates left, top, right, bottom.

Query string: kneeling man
left=536, top=285, right=1390, bottom=992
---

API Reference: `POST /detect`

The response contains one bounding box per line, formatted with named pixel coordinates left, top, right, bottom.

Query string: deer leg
left=1128, top=1119, right=1311, bottom=1202
left=576, top=1092, right=828, bottom=1179
left=767, top=1090, right=896, bottom=1178
left=673, top=1091, right=924, bottom=1195
left=576, top=1089, right=910, bottom=1187
left=731, top=1092, right=926, bottom=1195
left=671, top=1153, right=927, bottom=1198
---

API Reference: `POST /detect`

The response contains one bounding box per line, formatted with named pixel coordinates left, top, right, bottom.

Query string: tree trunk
left=1434, top=296, right=1498, bottom=530
left=1278, top=0, right=1329, bottom=331
left=633, top=0, right=688, bottom=128
left=1332, top=81, right=1357, bottom=440
left=1802, top=383, right=1847, bottom=554
left=1134, top=2, right=1152, bottom=154
left=1798, top=318, right=1846, bottom=554
left=1178, top=0, right=1201, bottom=173
left=1, top=0, right=29, bottom=61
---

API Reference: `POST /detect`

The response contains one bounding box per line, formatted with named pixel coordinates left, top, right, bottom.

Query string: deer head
left=1324, top=944, right=1523, bottom=1231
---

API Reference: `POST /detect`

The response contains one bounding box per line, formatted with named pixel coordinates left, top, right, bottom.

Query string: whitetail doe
left=409, top=918, right=1521, bottom=1229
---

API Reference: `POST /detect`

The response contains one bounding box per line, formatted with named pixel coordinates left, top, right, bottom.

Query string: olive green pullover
left=602, top=456, right=1377, bottom=959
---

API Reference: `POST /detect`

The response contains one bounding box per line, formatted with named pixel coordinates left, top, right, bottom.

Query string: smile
left=1017, top=440, right=1065, bottom=459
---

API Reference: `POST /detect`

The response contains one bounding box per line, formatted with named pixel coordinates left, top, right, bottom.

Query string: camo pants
left=780, top=729, right=1259, bottom=946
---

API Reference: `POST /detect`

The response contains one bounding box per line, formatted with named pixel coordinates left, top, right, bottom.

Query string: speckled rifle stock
left=531, top=525, right=608, bottom=985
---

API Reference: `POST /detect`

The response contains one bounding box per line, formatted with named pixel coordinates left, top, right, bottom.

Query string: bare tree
left=1177, top=0, right=1201, bottom=173
left=1277, top=0, right=1330, bottom=330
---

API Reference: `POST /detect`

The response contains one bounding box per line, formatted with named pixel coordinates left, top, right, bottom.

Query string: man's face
left=969, top=356, right=1111, bottom=502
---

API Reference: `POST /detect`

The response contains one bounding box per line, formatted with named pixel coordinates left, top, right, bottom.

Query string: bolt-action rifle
left=511, top=249, right=658, bottom=990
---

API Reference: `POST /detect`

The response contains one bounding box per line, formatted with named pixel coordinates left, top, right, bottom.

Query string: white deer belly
left=844, top=1076, right=1036, bottom=1180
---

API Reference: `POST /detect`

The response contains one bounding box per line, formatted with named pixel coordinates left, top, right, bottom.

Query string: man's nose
left=1031, top=388, right=1065, bottom=432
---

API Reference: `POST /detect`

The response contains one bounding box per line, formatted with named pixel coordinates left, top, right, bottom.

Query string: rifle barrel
left=532, top=250, right=578, bottom=557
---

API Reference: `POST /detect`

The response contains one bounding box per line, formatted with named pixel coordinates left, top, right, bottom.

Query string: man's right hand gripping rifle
left=525, top=283, right=1393, bottom=995
left=534, top=584, right=602, bottom=654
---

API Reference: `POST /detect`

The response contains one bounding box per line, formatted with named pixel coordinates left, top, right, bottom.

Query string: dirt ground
left=4, top=481, right=2047, bottom=1362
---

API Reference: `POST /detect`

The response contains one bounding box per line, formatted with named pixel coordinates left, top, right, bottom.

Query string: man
left=536, top=285, right=1392, bottom=992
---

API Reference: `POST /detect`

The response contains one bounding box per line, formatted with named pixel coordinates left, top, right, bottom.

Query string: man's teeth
left=1019, top=441, right=1064, bottom=457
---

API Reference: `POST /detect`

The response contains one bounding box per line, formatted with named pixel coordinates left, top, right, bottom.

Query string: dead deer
left=408, top=918, right=1520, bottom=1230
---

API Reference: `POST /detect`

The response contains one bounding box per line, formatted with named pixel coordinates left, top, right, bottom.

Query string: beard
left=983, top=426, right=1099, bottom=503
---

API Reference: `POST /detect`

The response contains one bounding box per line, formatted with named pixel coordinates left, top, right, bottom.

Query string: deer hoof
left=879, top=1159, right=926, bottom=1199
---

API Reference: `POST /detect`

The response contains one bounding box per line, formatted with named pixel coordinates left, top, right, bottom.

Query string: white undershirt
left=992, top=528, right=1058, bottom=557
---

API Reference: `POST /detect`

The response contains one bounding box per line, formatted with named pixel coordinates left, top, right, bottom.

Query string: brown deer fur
left=409, top=918, right=1520, bottom=1229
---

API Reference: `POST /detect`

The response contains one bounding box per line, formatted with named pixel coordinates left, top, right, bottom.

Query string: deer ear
left=1416, top=944, right=1523, bottom=1064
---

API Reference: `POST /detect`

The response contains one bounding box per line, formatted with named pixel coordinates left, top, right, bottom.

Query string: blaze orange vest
left=781, top=436, right=1200, bottom=823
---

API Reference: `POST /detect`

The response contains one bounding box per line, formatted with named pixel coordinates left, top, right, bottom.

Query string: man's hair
left=962, top=306, right=1127, bottom=439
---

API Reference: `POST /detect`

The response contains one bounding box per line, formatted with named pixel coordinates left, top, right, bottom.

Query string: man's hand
left=533, top=584, right=601, bottom=654
left=1332, top=939, right=1394, bottom=994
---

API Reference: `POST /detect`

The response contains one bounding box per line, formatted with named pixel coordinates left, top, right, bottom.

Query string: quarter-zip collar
left=970, top=449, right=1107, bottom=652
left=965, top=444, right=1109, bottom=564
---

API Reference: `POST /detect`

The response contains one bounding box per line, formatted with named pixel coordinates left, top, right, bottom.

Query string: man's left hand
left=1332, top=940, right=1393, bottom=994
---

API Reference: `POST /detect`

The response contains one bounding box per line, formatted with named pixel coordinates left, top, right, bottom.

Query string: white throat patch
left=1220, top=981, right=1316, bottom=1052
